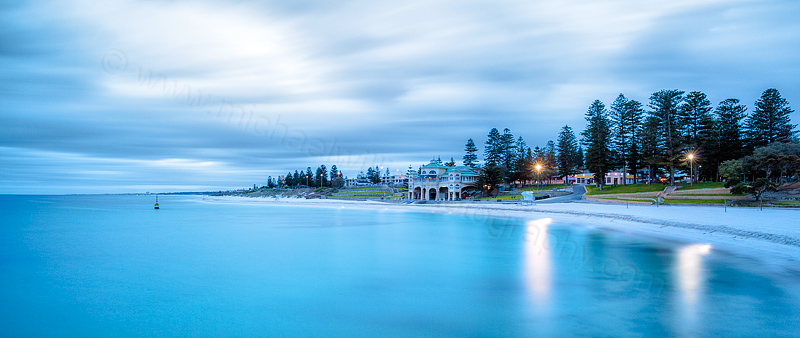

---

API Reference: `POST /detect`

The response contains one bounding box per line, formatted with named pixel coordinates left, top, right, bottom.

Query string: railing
left=412, top=177, right=476, bottom=184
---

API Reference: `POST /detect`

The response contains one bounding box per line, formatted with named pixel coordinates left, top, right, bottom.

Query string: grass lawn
left=585, top=184, right=665, bottom=195
left=602, top=198, right=655, bottom=202
left=672, top=193, right=740, bottom=197
left=769, top=200, right=800, bottom=206
left=675, top=182, right=726, bottom=190
left=662, top=198, right=726, bottom=204
left=476, top=194, right=523, bottom=201
left=519, top=185, right=569, bottom=192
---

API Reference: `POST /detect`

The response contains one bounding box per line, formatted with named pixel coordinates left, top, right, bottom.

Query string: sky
left=2, top=0, right=800, bottom=194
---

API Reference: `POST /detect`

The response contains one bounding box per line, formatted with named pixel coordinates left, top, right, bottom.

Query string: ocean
left=1, top=194, right=798, bottom=337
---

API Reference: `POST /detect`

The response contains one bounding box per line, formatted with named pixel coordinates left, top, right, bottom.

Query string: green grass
left=675, top=182, right=726, bottom=190
left=602, top=198, right=654, bottom=202
left=477, top=194, right=524, bottom=200
left=671, top=193, right=738, bottom=197
left=662, top=198, right=726, bottom=204
left=585, top=184, right=665, bottom=195
left=519, top=184, right=569, bottom=192
left=769, top=200, right=800, bottom=206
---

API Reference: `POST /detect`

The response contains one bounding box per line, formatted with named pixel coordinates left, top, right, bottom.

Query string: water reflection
left=524, top=218, right=552, bottom=308
left=674, top=243, right=712, bottom=336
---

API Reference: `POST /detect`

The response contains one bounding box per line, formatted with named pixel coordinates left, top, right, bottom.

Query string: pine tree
left=609, top=94, right=630, bottom=172
left=501, top=128, right=517, bottom=169
left=680, top=91, right=713, bottom=183
left=463, top=138, right=478, bottom=168
left=556, top=125, right=579, bottom=179
left=746, top=88, right=796, bottom=148
left=330, top=165, right=339, bottom=181
left=306, top=167, right=313, bottom=186
left=712, top=99, right=748, bottom=180
left=366, top=167, right=375, bottom=184
left=484, top=128, right=502, bottom=166
left=286, top=171, right=294, bottom=187
left=648, top=89, right=685, bottom=185
left=625, top=100, right=644, bottom=183
left=575, top=145, right=584, bottom=169
left=512, top=136, right=530, bottom=185
left=476, top=164, right=504, bottom=197
left=581, top=100, right=613, bottom=189
left=640, top=116, right=661, bottom=183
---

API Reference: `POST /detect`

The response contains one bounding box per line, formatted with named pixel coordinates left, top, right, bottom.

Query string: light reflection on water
left=674, top=243, right=712, bottom=337
left=524, top=218, right=552, bottom=308
left=1, top=195, right=799, bottom=337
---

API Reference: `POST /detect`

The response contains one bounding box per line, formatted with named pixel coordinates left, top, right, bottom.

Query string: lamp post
left=306, top=175, right=309, bottom=187
left=320, top=173, right=324, bottom=187
left=535, top=164, right=542, bottom=191
left=688, top=154, right=694, bottom=186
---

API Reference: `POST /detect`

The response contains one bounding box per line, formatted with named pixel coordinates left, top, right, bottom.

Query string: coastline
left=201, top=196, right=800, bottom=278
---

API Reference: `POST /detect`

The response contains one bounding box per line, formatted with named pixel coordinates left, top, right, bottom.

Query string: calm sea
left=1, top=194, right=798, bottom=337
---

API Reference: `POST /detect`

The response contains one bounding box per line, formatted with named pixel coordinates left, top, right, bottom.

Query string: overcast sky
left=2, top=0, right=799, bottom=194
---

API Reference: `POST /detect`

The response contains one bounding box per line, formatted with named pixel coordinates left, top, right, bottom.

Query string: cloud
left=2, top=0, right=799, bottom=193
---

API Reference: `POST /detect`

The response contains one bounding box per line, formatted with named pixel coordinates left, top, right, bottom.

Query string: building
left=566, top=171, right=634, bottom=185
left=408, top=160, right=479, bottom=201
left=380, top=174, right=408, bottom=185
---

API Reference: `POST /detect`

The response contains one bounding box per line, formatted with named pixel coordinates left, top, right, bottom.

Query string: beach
left=205, top=196, right=800, bottom=276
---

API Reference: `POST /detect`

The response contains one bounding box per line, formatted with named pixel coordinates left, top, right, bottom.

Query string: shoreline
left=201, top=196, right=800, bottom=278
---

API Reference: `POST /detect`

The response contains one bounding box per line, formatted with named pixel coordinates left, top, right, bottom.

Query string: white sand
left=202, top=196, right=800, bottom=276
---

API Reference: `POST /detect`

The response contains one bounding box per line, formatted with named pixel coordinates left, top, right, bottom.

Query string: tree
left=501, top=128, right=517, bottom=169
left=305, top=167, right=313, bottom=186
left=640, top=116, right=661, bottom=183
left=370, top=166, right=381, bottom=184
left=625, top=100, right=644, bottom=183
left=484, top=128, right=502, bottom=166
left=330, top=165, right=339, bottom=181
left=544, top=140, right=556, bottom=183
left=556, top=125, right=579, bottom=179
left=712, top=98, right=748, bottom=180
left=729, top=178, right=778, bottom=201
left=581, top=100, right=613, bottom=189
left=512, top=136, right=530, bottom=185
left=294, top=170, right=301, bottom=186
left=648, top=89, right=685, bottom=185
left=445, top=157, right=456, bottom=166
left=463, top=138, right=478, bottom=168
left=748, top=142, right=800, bottom=181
left=406, top=165, right=416, bottom=181
left=285, top=171, right=294, bottom=187
left=718, top=159, right=743, bottom=181
left=746, top=88, right=796, bottom=148
left=680, top=91, right=714, bottom=147
left=476, top=164, right=504, bottom=197
left=680, top=91, right=714, bottom=183
left=609, top=94, right=630, bottom=179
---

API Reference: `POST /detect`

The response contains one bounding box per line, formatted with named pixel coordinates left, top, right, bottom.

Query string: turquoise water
left=1, top=195, right=798, bottom=337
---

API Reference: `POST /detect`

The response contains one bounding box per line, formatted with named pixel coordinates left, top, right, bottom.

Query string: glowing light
left=675, top=243, right=712, bottom=329
left=524, top=218, right=553, bottom=307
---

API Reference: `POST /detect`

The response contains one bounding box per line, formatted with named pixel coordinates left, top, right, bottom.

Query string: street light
left=306, top=175, right=309, bottom=187
left=535, top=164, right=543, bottom=190
left=320, top=173, right=324, bottom=187
left=688, top=154, right=694, bottom=186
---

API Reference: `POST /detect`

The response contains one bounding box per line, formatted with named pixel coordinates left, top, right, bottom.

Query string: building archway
left=428, top=188, right=437, bottom=200
left=412, top=187, right=421, bottom=199
left=439, top=187, right=449, bottom=201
